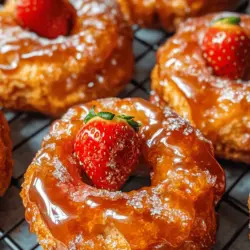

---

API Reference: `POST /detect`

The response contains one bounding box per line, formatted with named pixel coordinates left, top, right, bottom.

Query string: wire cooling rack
left=0, top=2, right=250, bottom=250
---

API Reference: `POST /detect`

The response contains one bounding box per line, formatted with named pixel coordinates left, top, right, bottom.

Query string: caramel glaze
left=118, top=0, right=240, bottom=31
left=0, top=0, right=133, bottom=116
left=21, top=98, right=225, bottom=249
left=151, top=13, right=250, bottom=164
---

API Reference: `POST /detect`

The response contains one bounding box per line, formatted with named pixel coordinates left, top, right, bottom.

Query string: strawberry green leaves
left=117, top=115, right=141, bottom=132
left=213, top=16, right=241, bottom=26
left=84, top=107, right=141, bottom=132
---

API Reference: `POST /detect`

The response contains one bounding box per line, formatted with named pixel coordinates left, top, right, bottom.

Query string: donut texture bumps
left=21, top=98, right=225, bottom=249
left=0, top=111, right=12, bottom=196
left=151, top=13, right=250, bottom=164
left=118, top=0, right=241, bottom=31
left=0, top=0, right=133, bottom=116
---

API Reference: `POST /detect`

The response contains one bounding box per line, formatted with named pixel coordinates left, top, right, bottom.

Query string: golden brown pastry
left=151, top=13, right=250, bottom=164
left=118, top=0, right=241, bottom=31
left=0, top=0, right=133, bottom=116
left=21, top=98, right=225, bottom=249
left=0, top=111, right=12, bottom=196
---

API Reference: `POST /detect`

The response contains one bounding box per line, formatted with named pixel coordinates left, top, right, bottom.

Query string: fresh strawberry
left=202, top=16, right=250, bottom=80
left=74, top=107, right=141, bottom=191
left=16, top=0, right=74, bottom=39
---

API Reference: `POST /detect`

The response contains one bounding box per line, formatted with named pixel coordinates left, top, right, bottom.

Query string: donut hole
left=122, top=175, right=151, bottom=192
left=81, top=171, right=94, bottom=186
left=81, top=168, right=152, bottom=192
left=76, top=141, right=152, bottom=192
left=79, top=160, right=152, bottom=192
left=65, top=1, right=77, bottom=36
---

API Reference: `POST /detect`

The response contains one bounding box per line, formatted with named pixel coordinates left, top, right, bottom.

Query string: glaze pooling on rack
left=22, top=98, right=225, bottom=249
left=0, top=0, right=133, bottom=116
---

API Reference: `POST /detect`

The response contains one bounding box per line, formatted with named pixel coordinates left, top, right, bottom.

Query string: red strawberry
left=74, top=107, right=141, bottom=191
left=16, top=0, right=74, bottom=39
left=202, top=16, right=250, bottom=80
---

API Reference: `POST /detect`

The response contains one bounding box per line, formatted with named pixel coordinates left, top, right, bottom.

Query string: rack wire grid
left=1, top=2, right=250, bottom=250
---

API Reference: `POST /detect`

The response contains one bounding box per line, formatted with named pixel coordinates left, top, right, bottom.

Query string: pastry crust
left=151, top=13, right=250, bottom=164
left=0, top=111, right=12, bottom=196
left=0, top=0, right=133, bottom=117
left=118, top=0, right=241, bottom=31
left=21, top=98, right=225, bottom=249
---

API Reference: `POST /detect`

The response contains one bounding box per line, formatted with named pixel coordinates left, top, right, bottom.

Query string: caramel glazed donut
left=0, top=0, right=133, bottom=117
left=118, top=0, right=241, bottom=31
left=151, top=13, right=250, bottom=164
left=21, top=98, right=225, bottom=249
left=0, top=111, right=12, bottom=196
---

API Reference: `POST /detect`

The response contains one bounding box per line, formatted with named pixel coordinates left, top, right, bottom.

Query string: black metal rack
left=0, top=2, right=249, bottom=249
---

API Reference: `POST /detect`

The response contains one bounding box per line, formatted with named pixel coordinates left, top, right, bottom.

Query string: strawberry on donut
left=21, top=98, right=225, bottom=249
left=202, top=16, right=250, bottom=80
left=74, top=108, right=141, bottom=191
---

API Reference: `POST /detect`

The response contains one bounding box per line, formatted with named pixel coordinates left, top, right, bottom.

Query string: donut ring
left=21, top=98, right=225, bottom=249
left=151, top=13, right=250, bottom=164
left=0, top=111, right=12, bottom=196
left=118, top=0, right=241, bottom=31
left=0, top=0, right=133, bottom=116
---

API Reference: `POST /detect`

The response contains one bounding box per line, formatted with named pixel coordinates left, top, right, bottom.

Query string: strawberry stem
left=84, top=107, right=141, bottom=132
left=213, top=16, right=241, bottom=26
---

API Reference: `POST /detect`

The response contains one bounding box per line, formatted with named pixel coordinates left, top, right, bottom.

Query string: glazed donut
left=151, top=13, right=250, bottom=164
left=0, top=0, right=133, bottom=116
left=21, top=98, right=225, bottom=249
left=0, top=111, right=12, bottom=196
left=118, top=0, right=241, bottom=31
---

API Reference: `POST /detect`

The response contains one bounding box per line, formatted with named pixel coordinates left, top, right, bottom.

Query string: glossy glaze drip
left=152, top=13, right=250, bottom=158
left=22, top=98, right=225, bottom=249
